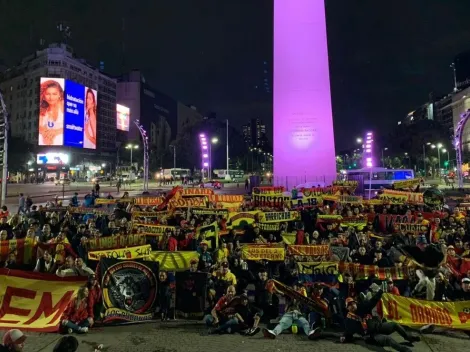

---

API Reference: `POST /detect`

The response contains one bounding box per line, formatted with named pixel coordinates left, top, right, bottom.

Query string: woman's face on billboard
left=86, top=91, right=95, bottom=110
left=45, top=86, right=61, bottom=106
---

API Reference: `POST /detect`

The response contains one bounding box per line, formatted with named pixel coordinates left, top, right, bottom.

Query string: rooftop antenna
left=57, top=22, right=72, bottom=45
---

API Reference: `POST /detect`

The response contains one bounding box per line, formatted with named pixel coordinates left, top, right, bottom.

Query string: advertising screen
left=37, top=153, right=70, bottom=165
left=38, top=77, right=97, bottom=149
left=116, top=104, right=130, bottom=131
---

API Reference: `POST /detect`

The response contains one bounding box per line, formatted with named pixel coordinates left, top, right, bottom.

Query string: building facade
left=242, top=118, right=267, bottom=148
left=0, top=43, right=118, bottom=178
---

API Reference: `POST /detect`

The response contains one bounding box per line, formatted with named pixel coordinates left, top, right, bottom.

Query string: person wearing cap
left=197, top=241, right=213, bottom=271
left=340, top=284, right=419, bottom=352
left=203, top=285, right=239, bottom=334
left=0, top=329, right=26, bottom=352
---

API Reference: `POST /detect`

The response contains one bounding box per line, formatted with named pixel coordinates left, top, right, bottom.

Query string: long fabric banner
left=0, top=269, right=86, bottom=332
left=227, top=211, right=260, bottom=228
left=382, top=189, right=424, bottom=204
left=134, top=197, right=164, bottom=206
left=296, top=262, right=339, bottom=275
left=258, top=211, right=299, bottom=223
left=175, top=271, right=207, bottom=319
left=87, top=234, right=147, bottom=251
left=241, top=245, right=285, bottom=261
left=381, top=293, right=470, bottom=331
left=376, top=214, right=430, bottom=233
left=88, top=245, right=152, bottom=261
left=0, top=238, right=35, bottom=264
left=287, top=245, right=330, bottom=256
left=135, top=224, right=176, bottom=236
left=147, top=251, right=199, bottom=271
left=169, top=197, right=207, bottom=208
left=252, top=194, right=291, bottom=208
left=393, top=178, right=421, bottom=189
left=99, top=259, right=159, bottom=324
left=338, top=262, right=411, bottom=280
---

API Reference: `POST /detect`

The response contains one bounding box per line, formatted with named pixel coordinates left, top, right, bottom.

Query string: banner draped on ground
left=381, top=293, right=470, bottom=331
left=147, top=251, right=199, bottom=271
left=175, top=271, right=207, bottom=319
left=0, top=269, right=86, bottom=332
left=99, top=258, right=159, bottom=324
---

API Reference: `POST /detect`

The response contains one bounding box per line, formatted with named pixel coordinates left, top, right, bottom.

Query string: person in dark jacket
left=341, top=284, right=419, bottom=352
left=33, top=250, right=57, bottom=273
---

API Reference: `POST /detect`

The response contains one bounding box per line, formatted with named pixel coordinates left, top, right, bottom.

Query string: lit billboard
left=38, top=77, right=97, bottom=149
left=116, top=104, right=130, bottom=131
left=37, top=153, right=70, bottom=165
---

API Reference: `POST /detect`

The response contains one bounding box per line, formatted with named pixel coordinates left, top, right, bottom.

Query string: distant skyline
left=1, top=0, right=470, bottom=150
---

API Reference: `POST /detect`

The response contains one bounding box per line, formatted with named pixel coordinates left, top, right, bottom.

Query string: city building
left=454, top=51, right=470, bottom=91
left=117, top=70, right=203, bottom=166
left=434, top=94, right=454, bottom=135
left=0, top=43, right=118, bottom=178
left=242, top=118, right=267, bottom=148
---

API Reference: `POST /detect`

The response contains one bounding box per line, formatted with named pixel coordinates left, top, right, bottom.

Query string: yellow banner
left=135, top=224, right=176, bottom=236
left=281, top=233, right=296, bottom=244
left=147, top=251, right=199, bottom=271
left=88, top=245, right=152, bottom=261
left=258, top=211, right=299, bottom=223
left=191, top=208, right=229, bottom=216
left=0, top=270, right=85, bottom=332
left=383, top=189, right=424, bottom=204
left=196, top=222, right=219, bottom=248
left=341, top=217, right=368, bottom=229
left=131, top=211, right=166, bottom=218
left=169, top=197, right=207, bottom=208
left=317, top=215, right=342, bottom=221
left=296, top=262, right=339, bottom=275
left=252, top=194, right=291, bottom=207
left=227, top=211, right=261, bottom=228
left=259, top=223, right=280, bottom=232
left=379, top=193, right=408, bottom=204
left=338, top=195, right=363, bottom=204
left=95, top=198, right=133, bottom=205
left=393, top=178, right=421, bottom=189
left=134, top=197, right=164, bottom=206
left=241, top=245, right=285, bottom=261
left=290, top=195, right=323, bottom=208
left=381, top=293, right=470, bottom=331
left=87, top=234, right=147, bottom=251
left=182, top=188, right=214, bottom=196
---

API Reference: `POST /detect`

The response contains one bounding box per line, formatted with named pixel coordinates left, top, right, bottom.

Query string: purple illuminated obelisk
left=274, top=0, right=336, bottom=189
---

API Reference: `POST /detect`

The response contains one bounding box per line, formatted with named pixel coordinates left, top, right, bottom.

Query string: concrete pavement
left=19, top=321, right=470, bottom=352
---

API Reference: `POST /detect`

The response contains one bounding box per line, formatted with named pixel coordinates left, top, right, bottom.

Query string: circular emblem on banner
left=303, top=190, right=312, bottom=197
left=423, top=188, right=445, bottom=207
left=102, top=262, right=157, bottom=314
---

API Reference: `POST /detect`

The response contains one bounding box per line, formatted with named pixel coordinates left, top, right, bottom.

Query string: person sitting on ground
left=203, top=285, right=239, bottom=334
left=0, top=329, right=26, bottom=352
left=60, top=286, right=91, bottom=334
left=263, top=297, right=318, bottom=340
left=34, top=250, right=57, bottom=273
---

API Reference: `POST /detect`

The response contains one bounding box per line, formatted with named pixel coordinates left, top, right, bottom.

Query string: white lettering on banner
left=65, top=124, right=83, bottom=131
left=66, top=94, right=84, bottom=104
left=265, top=212, right=292, bottom=222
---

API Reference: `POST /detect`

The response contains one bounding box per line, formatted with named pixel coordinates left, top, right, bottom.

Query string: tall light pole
left=431, top=143, right=443, bottom=177
left=381, top=147, right=388, bottom=167
left=169, top=145, right=176, bottom=169
left=126, top=144, right=139, bottom=166
left=451, top=63, right=458, bottom=92
left=225, top=119, right=231, bottom=180
left=210, top=137, right=218, bottom=180
left=423, top=142, right=431, bottom=177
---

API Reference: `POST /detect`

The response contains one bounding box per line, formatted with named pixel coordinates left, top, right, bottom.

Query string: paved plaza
left=19, top=321, right=470, bottom=352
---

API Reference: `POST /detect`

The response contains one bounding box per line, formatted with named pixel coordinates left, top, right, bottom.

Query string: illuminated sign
left=116, top=104, right=130, bottom=131
left=36, top=153, right=70, bottom=165
left=38, top=78, right=97, bottom=149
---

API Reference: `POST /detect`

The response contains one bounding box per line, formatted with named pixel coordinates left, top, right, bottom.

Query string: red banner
left=375, top=212, right=436, bottom=233
left=0, top=239, right=35, bottom=265
left=287, top=245, right=330, bottom=256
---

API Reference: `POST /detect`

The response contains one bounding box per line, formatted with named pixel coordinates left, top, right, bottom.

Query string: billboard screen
left=116, top=104, right=130, bottom=131
left=38, top=77, right=97, bottom=149
left=37, top=153, right=69, bottom=165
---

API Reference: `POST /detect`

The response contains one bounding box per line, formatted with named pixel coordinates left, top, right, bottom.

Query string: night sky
left=1, top=0, right=470, bottom=151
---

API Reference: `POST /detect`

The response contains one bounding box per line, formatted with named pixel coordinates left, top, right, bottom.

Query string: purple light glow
left=202, top=146, right=207, bottom=150
left=367, top=132, right=372, bottom=136
left=203, top=162, right=209, bottom=167
left=274, top=0, right=336, bottom=188
left=199, top=134, right=205, bottom=138
left=203, top=154, right=208, bottom=158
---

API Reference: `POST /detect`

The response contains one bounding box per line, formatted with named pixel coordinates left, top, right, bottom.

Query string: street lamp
left=169, top=145, right=176, bottom=169
left=356, top=137, right=362, bottom=144
left=125, top=144, right=139, bottom=166
left=442, top=148, right=450, bottom=170
left=381, top=147, right=388, bottom=167
left=209, top=137, right=218, bottom=179
left=431, top=143, right=443, bottom=177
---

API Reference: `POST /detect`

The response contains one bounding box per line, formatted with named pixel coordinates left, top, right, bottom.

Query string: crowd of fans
left=1, top=185, right=470, bottom=352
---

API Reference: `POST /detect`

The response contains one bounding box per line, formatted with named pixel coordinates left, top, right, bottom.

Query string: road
left=19, top=321, right=470, bottom=352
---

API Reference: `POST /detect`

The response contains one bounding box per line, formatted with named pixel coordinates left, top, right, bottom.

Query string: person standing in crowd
left=0, top=329, right=26, bottom=352
left=17, top=194, right=26, bottom=215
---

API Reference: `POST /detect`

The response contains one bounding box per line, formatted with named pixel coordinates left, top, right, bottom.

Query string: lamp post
left=125, top=144, right=139, bottom=166
left=169, top=145, right=176, bottom=169
left=442, top=148, right=450, bottom=170
left=209, top=137, right=218, bottom=180
left=423, top=142, right=431, bottom=177
left=431, top=143, right=443, bottom=177
left=26, top=161, right=32, bottom=182
left=356, top=137, right=362, bottom=144
left=381, top=147, right=388, bottom=167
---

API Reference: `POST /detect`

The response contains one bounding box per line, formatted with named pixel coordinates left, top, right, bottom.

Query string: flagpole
left=225, top=119, right=231, bottom=181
